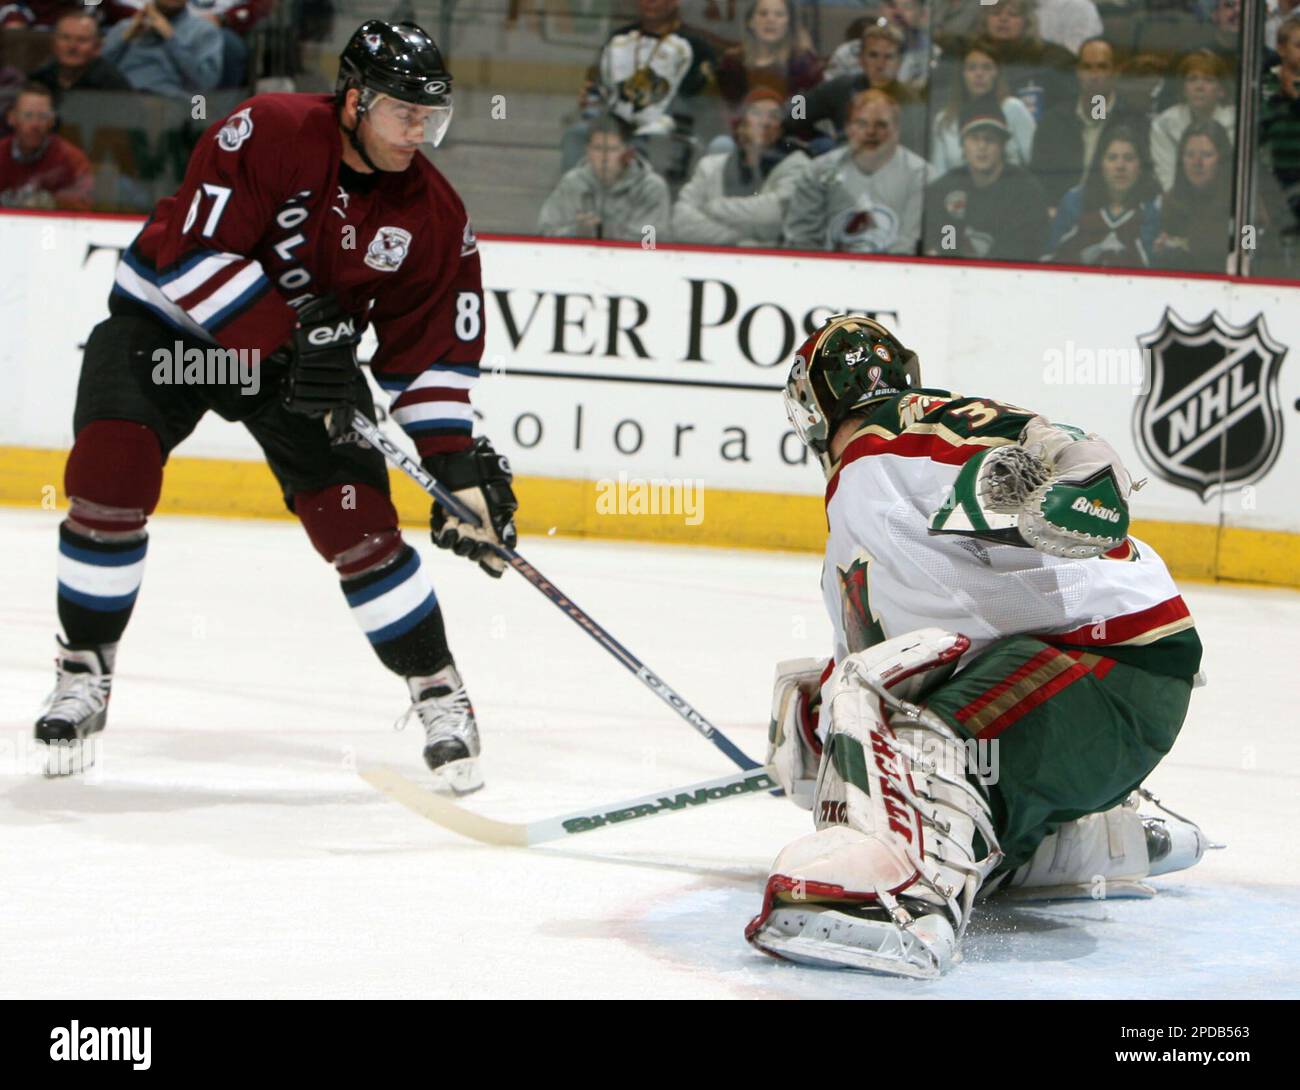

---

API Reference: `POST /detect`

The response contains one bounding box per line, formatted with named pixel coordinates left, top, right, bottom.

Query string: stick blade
left=360, top=767, right=530, bottom=847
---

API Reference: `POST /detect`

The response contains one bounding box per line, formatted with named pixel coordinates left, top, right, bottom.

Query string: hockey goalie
left=748, top=315, right=1209, bottom=977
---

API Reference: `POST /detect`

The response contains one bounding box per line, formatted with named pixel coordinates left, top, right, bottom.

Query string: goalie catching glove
left=930, top=417, right=1137, bottom=559
left=424, top=438, right=519, bottom=577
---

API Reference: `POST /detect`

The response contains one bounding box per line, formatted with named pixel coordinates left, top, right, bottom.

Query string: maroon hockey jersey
left=112, top=93, right=482, bottom=457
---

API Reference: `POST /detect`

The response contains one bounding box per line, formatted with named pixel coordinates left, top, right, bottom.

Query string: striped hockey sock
left=56, top=522, right=148, bottom=647
left=341, top=543, right=451, bottom=677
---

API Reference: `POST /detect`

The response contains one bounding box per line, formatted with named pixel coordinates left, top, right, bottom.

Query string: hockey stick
left=360, top=764, right=779, bottom=847
left=350, top=409, right=762, bottom=773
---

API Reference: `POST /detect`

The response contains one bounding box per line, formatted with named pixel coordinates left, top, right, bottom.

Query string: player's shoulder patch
left=216, top=106, right=254, bottom=152
left=460, top=219, right=478, bottom=257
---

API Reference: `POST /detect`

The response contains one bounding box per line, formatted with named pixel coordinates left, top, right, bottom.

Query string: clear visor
left=364, top=91, right=453, bottom=148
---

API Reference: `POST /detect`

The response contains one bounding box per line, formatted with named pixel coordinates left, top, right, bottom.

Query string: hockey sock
left=340, top=542, right=452, bottom=677
left=56, top=521, right=148, bottom=648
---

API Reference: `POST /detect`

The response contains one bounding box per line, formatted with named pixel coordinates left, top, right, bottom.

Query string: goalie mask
left=337, top=20, right=454, bottom=161
left=783, top=315, right=921, bottom=464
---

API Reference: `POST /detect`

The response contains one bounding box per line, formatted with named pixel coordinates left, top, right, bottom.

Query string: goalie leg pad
left=748, top=629, right=1002, bottom=977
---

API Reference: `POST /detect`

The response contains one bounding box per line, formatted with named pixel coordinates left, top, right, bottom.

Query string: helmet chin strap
left=344, top=100, right=382, bottom=172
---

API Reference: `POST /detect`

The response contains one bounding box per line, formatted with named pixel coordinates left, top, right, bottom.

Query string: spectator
left=188, top=0, right=274, bottom=88
left=923, top=97, right=1050, bottom=260
left=1031, top=38, right=1148, bottom=209
left=1268, top=1, right=1300, bottom=51
left=930, top=39, right=1036, bottom=176
left=673, top=88, right=809, bottom=245
left=787, top=21, right=925, bottom=155
left=1046, top=124, right=1161, bottom=266
left=1116, top=51, right=1170, bottom=125
left=976, top=0, right=1075, bottom=122
left=1034, top=0, right=1103, bottom=55
left=715, top=0, right=821, bottom=122
left=824, top=2, right=936, bottom=90
left=562, top=0, right=718, bottom=170
left=1153, top=118, right=1233, bottom=272
left=0, top=1, right=73, bottom=28
left=1150, top=50, right=1235, bottom=191
left=102, top=0, right=222, bottom=99
left=783, top=88, right=935, bottom=253
left=29, top=11, right=131, bottom=95
left=1259, top=14, right=1300, bottom=263
left=539, top=114, right=672, bottom=242
left=0, top=83, right=92, bottom=210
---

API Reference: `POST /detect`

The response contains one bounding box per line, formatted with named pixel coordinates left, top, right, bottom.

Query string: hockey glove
left=282, top=295, right=361, bottom=436
left=941, top=418, right=1135, bottom=559
left=425, top=437, right=519, bottom=578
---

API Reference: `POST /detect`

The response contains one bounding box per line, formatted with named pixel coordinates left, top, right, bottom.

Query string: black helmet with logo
left=337, top=20, right=453, bottom=107
left=783, top=315, right=921, bottom=460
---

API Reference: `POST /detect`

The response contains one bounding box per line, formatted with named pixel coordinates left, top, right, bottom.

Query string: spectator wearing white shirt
left=1150, top=50, right=1235, bottom=192
left=929, top=39, right=1036, bottom=177
left=784, top=88, right=936, bottom=254
left=674, top=88, right=809, bottom=245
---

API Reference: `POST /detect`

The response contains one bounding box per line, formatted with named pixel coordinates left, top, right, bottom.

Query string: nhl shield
left=1133, top=309, right=1287, bottom=502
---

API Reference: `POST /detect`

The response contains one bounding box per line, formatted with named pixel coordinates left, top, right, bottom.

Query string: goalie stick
left=361, top=764, right=779, bottom=846
left=349, top=409, right=763, bottom=774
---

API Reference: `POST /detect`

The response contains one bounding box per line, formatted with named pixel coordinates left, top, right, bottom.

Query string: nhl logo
left=1133, top=308, right=1287, bottom=502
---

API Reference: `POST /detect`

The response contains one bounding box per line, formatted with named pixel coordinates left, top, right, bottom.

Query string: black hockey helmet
left=337, top=20, right=454, bottom=148
left=784, top=315, right=921, bottom=461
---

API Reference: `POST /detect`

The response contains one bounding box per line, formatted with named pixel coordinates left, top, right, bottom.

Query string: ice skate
left=399, top=664, right=483, bottom=795
left=35, top=639, right=115, bottom=777
left=988, top=789, right=1214, bottom=902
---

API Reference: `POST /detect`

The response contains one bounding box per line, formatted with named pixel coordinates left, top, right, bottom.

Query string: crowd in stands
left=0, top=0, right=271, bottom=210
left=536, top=0, right=1293, bottom=276
left=0, top=0, right=1295, bottom=278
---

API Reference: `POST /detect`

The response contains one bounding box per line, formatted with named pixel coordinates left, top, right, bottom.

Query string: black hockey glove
left=282, top=295, right=361, bottom=435
left=424, top=437, right=519, bottom=578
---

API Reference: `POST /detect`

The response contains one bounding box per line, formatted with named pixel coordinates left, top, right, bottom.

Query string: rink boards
left=1, top=210, right=1296, bottom=586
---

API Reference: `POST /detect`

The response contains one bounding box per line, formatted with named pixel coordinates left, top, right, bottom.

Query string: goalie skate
left=34, top=640, right=114, bottom=777
left=399, top=665, right=483, bottom=795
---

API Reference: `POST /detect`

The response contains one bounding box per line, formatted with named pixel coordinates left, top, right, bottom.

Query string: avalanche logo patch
left=216, top=107, right=254, bottom=152
left=1134, top=308, right=1287, bottom=502
left=460, top=219, right=478, bottom=257
left=364, top=226, right=413, bottom=273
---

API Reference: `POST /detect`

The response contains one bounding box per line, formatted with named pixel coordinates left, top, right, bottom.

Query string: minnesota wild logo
left=838, top=552, right=885, bottom=653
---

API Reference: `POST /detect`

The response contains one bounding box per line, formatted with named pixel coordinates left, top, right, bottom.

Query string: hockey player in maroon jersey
left=34, top=21, right=516, bottom=792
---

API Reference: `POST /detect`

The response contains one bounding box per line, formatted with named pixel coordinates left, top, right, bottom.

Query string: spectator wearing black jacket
left=1152, top=118, right=1233, bottom=272
left=29, top=11, right=130, bottom=95
left=923, top=97, right=1050, bottom=261
left=783, top=21, right=925, bottom=156
left=1031, top=37, right=1148, bottom=210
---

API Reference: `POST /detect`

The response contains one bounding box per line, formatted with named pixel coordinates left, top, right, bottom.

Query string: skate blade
left=753, top=908, right=951, bottom=979
left=41, top=738, right=98, bottom=778
left=430, top=756, right=483, bottom=797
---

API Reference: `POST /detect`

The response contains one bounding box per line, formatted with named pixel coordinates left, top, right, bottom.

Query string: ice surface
left=2, top=507, right=1298, bottom=998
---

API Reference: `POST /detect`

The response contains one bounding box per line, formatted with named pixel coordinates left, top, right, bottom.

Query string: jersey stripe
left=1044, top=595, right=1193, bottom=647
left=826, top=423, right=1014, bottom=507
